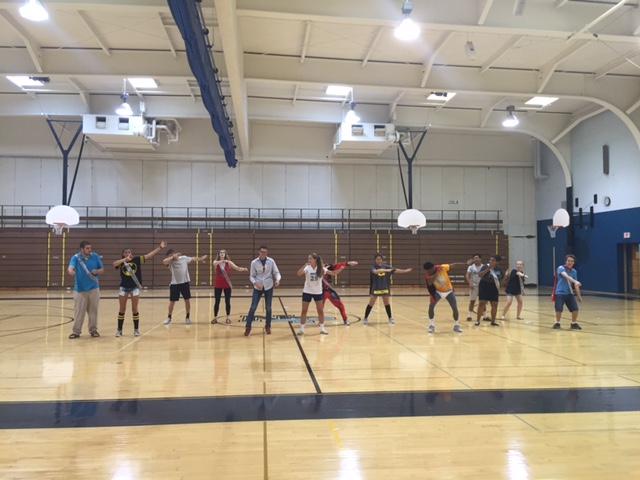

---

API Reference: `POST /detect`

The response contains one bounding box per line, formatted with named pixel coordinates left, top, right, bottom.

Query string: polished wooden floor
left=1, top=287, right=640, bottom=479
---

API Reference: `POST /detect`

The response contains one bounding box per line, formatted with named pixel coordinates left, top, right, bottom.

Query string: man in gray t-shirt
left=163, top=249, right=208, bottom=325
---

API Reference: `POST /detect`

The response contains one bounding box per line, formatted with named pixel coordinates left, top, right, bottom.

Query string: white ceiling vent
left=333, top=122, right=397, bottom=156
left=82, top=115, right=180, bottom=152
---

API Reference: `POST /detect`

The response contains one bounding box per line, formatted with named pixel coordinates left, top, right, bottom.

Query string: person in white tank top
left=296, top=253, right=337, bottom=336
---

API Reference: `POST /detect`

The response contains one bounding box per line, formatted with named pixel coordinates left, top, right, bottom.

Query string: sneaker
left=164, top=317, right=172, bottom=325
left=211, top=318, right=218, bottom=324
left=90, top=331, right=100, bottom=338
left=115, top=330, right=123, bottom=337
left=225, top=316, right=232, bottom=324
left=466, top=315, right=472, bottom=322
left=320, top=327, right=329, bottom=335
left=343, top=319, right=350, bottom=326
left=474, top=319, right=480, bottom=326
left=552, top=322, right=561, bottom=329
left=185, top=317, right=192, bottom=325
left=490, top=321, right=500, bottom=327
left=453, top=324, right=462, bottom=333
left=265, top=326, right=271, bottom=335
left=297, top=328, right=305, bottom=336
left=363, top=318, right=369, bottom=326
left=428, top=324, right=435, bottom=334
left=500, top=315, right=506, bottom=320
left=244, top=326, right=251, bottom=336
left=134, top=329, right=141, bottom=337
left=570, top=322, right=582, bottom=330
left=388, top=318, right=395, bottom=325
left=68, top=333, right=80, bottom=339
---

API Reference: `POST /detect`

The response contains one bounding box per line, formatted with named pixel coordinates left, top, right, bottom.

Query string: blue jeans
left=245, top=288, right=273, bottom=327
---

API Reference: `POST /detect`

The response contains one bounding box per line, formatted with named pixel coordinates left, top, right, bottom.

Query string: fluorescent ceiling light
left=326, top=85, right=352, bottom=97
left=426, top=92, right=456, bottom=103
left=525, top=96, right=558, bottom=107
left=128, top=78, right=158, bottom=89
left=19, top=0, right=49, bottom=22
left=394, top=17, right=420, bottom=41
left=6, top=75, right=44, bottom=87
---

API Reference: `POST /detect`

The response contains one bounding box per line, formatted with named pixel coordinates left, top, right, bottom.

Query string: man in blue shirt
left=553, top=254, right=582, bottom=330
left=68, top=240, right=104, bottom=339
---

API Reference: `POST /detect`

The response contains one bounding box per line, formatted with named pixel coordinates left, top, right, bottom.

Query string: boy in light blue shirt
left=553, top=254, right=582, bottom=330
left=68, top=240, right=104, bottom=339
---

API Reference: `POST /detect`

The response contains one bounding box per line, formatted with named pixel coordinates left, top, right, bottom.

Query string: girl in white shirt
left=296, top=253, right=336, bottom=336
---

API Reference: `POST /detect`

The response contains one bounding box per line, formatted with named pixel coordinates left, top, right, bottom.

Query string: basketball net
left=409, top=225, right=419, bottom=235
left=547, top=225, right=560, bottom=239
left=51, top=223, right=68, bottom=236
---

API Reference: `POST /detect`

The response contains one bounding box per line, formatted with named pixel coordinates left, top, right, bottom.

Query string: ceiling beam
left=185, top=79, right=197, bottom=102
left=0, top=9, right=43, bottom=72
left=626, top=96, right=640, bottom=114
left=300, top=21, right=312, bottom=63
left=478, top=0, right=494, bottom=25
left=594, top=50, right=639, bottom=79
left=292, top=84, right=299, bottom=105
left=538, top=40, right=590, bottom=92
left=67, top=77, right=90, bottom=107
left=555, top=0, right=570, bottom=7
left=77, top=10, right=112, bottom=56
left=361, top=27, right=384, bottom=67
left=389, top=90, right=405, bottom=120
left=236, top=8, right=640, bottom=45
left=567, top=0, right=631, bottom=41
left=420, top=31, right=454, bottom=87
left=480, top=35, right=523, bottom=73
left=552, top=105, right=607, bottom=143
left=158, top=12, right=178, bottom=58
left=213, top=0, right=250, bottom=159
left=480, top=97, right=506, bottom=127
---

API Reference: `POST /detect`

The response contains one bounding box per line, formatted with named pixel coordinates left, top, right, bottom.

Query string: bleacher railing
left=0, top=205, right=502, bottom=231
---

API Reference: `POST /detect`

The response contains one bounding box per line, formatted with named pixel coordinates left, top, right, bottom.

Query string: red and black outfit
left=322, top=262, right=350, bottom=323
left=214, top=262, right=233, bottom=317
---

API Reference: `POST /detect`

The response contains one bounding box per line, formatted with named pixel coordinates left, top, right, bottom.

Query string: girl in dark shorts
left=502, top=260, right=527, bottom=320
left=296, top=253, right=336, bottom=336
left=363, top=253, right=413, bottom=326
left=476, top=256, right=503, bottom=326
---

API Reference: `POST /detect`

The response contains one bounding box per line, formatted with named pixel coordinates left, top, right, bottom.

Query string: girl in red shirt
left=212, top=250, right=248, bottom=324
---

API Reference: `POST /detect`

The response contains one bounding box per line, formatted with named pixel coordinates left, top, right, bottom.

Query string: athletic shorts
left=479, top=282, right=499, bottom=302
left=170, top=282, right=191, bottom=302
left=302, top=292, right=323, bottom=303
left=555, top=293, right=579, bottom=313
left=370, top=288, right=390, bottom=296
left=119, top=287, right=140, bottom=297
left=469, top=284, right=479, bottom=301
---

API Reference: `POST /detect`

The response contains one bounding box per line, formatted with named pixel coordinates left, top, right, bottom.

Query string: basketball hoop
left=548, top=208, right=570, bottom=239
left=46, top=205, right=80, bottom=236
left=547, top=225, right=559, bottom=239
left=398, top=209, right=426, bottom=234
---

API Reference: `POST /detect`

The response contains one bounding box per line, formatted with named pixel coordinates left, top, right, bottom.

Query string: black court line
left=278, top=296, right=288, bottom=317
left=1, top=386, right=640, bottom=429
left=287, top=321, right=322, bottom=394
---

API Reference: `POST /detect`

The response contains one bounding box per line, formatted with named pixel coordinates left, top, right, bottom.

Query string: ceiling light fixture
left=426, top=92, right=456, bottom=103
left=345, top=102, right=361, bottom=124
left=394, top=0, right=420, bottom=42
left=464, top=40, right=477, bottom=59
left=6, top=75, right=44, bottom=88
left=128, top=77, right=158, bottom=89
left=115, top=79, right=133, bottom=116
left=326, top=85, right=352, bottom=97
left=19, top=0, right=49, bottom=22
left=525, top=96, right=558, bottom=107
left=502, top=105, right=519, bottom=128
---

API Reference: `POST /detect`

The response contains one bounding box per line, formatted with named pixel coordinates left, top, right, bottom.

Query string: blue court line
left=1, top=387, right=639, bottom=429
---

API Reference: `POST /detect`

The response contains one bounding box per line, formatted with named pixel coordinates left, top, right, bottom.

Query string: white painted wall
left=535, top=142, right=566, bottom=221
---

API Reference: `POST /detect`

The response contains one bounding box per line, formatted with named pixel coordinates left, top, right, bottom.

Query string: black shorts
left=170, top=282, right=191, bottom=302
left=479, top=282, right=499, bottom=302
left=302, top=292, right=323, bottom=303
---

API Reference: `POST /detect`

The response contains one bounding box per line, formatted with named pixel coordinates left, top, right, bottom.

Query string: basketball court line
left=287, top=321, right=322, bottom=394
left=1, top=385, right=639, bottom=429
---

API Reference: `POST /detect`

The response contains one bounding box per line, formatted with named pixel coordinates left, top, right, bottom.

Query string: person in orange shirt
left=423, top=260, right=471, bottom=334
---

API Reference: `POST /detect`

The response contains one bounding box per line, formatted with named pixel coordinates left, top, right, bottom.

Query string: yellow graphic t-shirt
left=432, top=264, right=453, bottom=293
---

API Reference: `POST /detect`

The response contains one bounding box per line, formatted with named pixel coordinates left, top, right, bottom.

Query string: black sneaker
left=90, top=331, right=100, bottom=338
left=552, top=323, right=561, bottom=329
left=490, top=321, right=500, bottom=326
left=570, top=323, right=582, bottom=330
left=68, top=333, right=80, bottom=339
left=474, top=320, right=480, bottom=326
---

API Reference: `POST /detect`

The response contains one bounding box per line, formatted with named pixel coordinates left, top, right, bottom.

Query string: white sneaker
left=163, top=317, right=172, bottom=325
left=453, top=324, right=462, bottom=334
left=185, top=317, right=192, bottom=325
left=363, top=318, right=369, bottom=326
left=388, top=318, right=395, bottom=325
left=501, top=315, right=506, bottom=320
left=115, top=330, right=123, bottom=337
left=297, top=328, right=305, bottom=336
left=134, top=329, right=141, bottom=337
left=428, top=324, right=435, bottom=334
left=320, top=327, right=328, bottom=335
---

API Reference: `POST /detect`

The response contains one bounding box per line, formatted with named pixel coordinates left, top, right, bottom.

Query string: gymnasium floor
left=2, top=287, right=640, bottom=479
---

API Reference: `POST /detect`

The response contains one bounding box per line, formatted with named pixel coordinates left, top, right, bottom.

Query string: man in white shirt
left=244, top=246, right=281, bottom=336
left=465, top=254, right=483, bottom=321
left=163, top=249, right=208, bottom=325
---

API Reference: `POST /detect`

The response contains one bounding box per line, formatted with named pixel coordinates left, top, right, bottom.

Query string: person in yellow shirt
left=423, top=260, right=471, bottom=334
